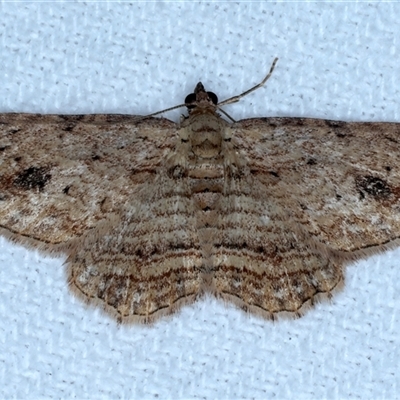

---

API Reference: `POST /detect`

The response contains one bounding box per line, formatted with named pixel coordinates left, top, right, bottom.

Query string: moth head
left=184, top=82, right=218, bottom=112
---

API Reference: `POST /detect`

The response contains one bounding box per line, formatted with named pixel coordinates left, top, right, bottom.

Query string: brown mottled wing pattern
left=67, top=170, right=203, bottom=323
left=2, top=90, right=400, bottom=323
left=232, top=118, right=400, bottom=253
left=0, top=114, right=205, bottom=322
left=0, top=114, right=176, bottom=248
left=211, top=117, right=400, bottom=317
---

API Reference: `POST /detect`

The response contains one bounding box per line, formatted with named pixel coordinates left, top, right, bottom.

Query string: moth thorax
left=189, top=130, right=222, bottom=160
left=185, top=113, right=224, bottom=159
left=191, top=138, right=222, bottom=159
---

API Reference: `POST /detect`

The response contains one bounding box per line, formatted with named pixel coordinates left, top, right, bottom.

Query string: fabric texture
left=0, top=2, right=399, bottom=399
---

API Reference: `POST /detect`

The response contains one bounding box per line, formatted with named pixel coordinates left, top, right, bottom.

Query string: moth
left=1, top=58, right=399, bottom=324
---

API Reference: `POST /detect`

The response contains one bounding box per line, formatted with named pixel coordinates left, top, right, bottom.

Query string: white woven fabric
left=1, top=2, right=399, bottom=399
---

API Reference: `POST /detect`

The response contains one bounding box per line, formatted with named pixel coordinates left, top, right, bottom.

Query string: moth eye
left=184, top=93, right=197, bottom=105
left=184, top=91, right=218, bottom=107
left=207, top=91, right=218, bottom=105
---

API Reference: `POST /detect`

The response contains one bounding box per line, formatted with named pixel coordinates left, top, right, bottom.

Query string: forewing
left=231, top=117, right=400, bottom=254
left=0, top=114, right=177, bottom=249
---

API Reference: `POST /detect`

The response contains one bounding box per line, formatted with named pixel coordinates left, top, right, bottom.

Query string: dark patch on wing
left=59, top=115, right=86, bottom=121
left=168, top=165, right=187, bottom=179
left=13, top=166, right=51, bottom=191
left=355, top=175, right=392, bottom=200
left=306, top=158, right=317, bottom=166
left=62, top=124, right=77, bottom=132
left=325, top=120, right=347, bottom=129
left=384, top=135, right=399, bottom=144
left=325, top=120, right=352, bottom=138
